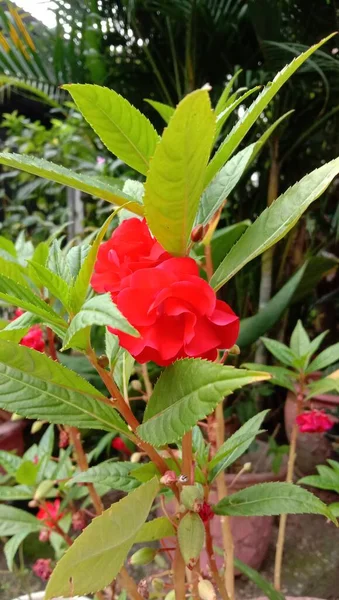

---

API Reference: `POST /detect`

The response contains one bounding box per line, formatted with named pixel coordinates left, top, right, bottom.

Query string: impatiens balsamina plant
left=0, top=34, right=339, bottom=600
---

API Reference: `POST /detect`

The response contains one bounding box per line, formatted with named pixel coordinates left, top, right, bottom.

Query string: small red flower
left=32, top=558, right=53, bottom=581
left=58, top=429, right=69, bottom=449
left=112, top=436, right=132, bottom=455
left=198, top=501, right=214, bottom=524
left=296, top=409, right=334, bottom=433
left=12, top=309, right=45, bottom=352
left=110, top=257, right=239, bottom=366
left=72, top=510, right=87, bottom=531
left=91, top=218, right=171, bottom=296
left=36, top=499, right=64, bottom=528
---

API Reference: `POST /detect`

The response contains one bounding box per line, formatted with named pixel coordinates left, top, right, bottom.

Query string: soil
left=1, top=513, right=339, bottom=600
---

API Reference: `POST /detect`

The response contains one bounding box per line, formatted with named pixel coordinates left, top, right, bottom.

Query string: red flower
left=112, top=436, right=132, bottom=455
left=36, top=499, right=64, bottom=528
left=32, top=558, right=53, bottom=581
left=13, top=309, right=45, bottom=352
left=198, top=501, right=214, bottom=524
left=296, top=409, right=334, bottom=433
left=110, top=257, right=239, bottom=366
left=91, top=218, right=171, bottom=296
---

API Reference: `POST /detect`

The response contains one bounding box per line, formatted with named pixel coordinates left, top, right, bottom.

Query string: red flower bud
left=72, top=510, right=87, bottom=531
left=111, top=436, right=132, bottom=455
left=190, top=224, right=204, bottom=243
left=198, top=501, right=214, bottom=524
left=59, top=429, right=69, bottom=449
left=32, top=558, right=53, bottom=581
left=160, top=470, right=177, bottom=486
left=39, top=528, right=50, bottom=543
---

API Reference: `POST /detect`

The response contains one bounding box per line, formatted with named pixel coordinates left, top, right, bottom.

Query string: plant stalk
left=118, top=566, right=144, bottom=600
left=205, top=521, right=230, bottom=600
left=274, top=379, right=305, bottom=589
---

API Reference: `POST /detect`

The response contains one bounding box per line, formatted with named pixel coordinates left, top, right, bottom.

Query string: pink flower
left=32, top=558, right=53, bottom=581
left=12, top=309, right=45, bottom=352
left=36, top=499, right=64, bottom=528
left=296, top=409, right=334, bottom=433
left=91, top=218, right=171, bottom=296
left=96, top=156, right=106, bottom=165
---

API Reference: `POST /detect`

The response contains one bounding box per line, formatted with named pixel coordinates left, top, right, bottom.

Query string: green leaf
left=197, top=143, right=256, bottom=226
left=0, top=339, right=128, bottom=433
left=205, top=34, right=336, bottom=185
left=0, top=273, right=66, bottom=327
left=215, top=69, right=243, bottom=115
left=242, top=363, right=295, bottom=392
left=214, top=87, right=260, bottom=141
left=238, top=264, right=307, bottom=347
left=208, top=411, right=269, bottom=482
left=63, top=84, right=159, bottom=176
left=206, top=222, right=251, bottom=270
left=192, top=425, right=208, bottom=468
left=306, top=370, right=339, bottom=398
left=62, top=293, right=138, bottom=351
left=45, top=477, right=159, bottom=599
left=134, top=517, right=175, bottom=543
left=0, top=153, right=143, bottom=216
left=0, top=504, right=41, bottom=536
left=29, top=261, right=70, bottom=308
left=0, top=449, right=22, bottom=474
left=213, top=482, right=335, bottom=521
left=307, top=342, right=339, bottom=374
left=299, top=463, right=339, bottom=494
left=0, top=236, right=16, bottom=257
left=0, top=256, right=27, bottom=286
left=66, top=245, right=91, bottom=279
left=113, top=347, right=135, bottom=399
left=48, top=240, right=72, bottom=285
left=144, top=89, right=215, bottom=256
left=178, top=512, right=205, bottom=566
left=15, top=460, right=38, bottom=485
left=0, top=327, right=28, bottom=344
left=39, top=424, right=55, bottom=459
left=4, top=531, right=28, bottom=572
left=211, top=156, right=339, bottom=290
left=233, top=558, right=286, bottom=600
left=328, top=502, right=339, bottom=517
left=0, top=485, right=34, bottom=501
left=69, top=211, right=117, bottom=314
left=308, top=331, right=329, bottom=357
left=290, top=320, right=310, bottom=359
left=137, top=359, right=270, bottom=446
left=69, top=461, right=141, bottom=492
left=145, top=99, right=175, bottom=124
left=261, top=338, right=296, bottom=367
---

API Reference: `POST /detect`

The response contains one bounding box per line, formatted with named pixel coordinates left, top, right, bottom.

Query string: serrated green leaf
left=63, top=84, right=159, bottom=176
left=39, top=424, right=55, bottom=458
left=197, top=143, right=256, bottom=226
left=144, top=89, right=215, bottom=256
left=308, top=331, right=329, bottom=357
left=242, top=363, right=295, bottom=392
left=261, top=338, right=296, bottom=367
left=178, top=512, right=205, bottom=566
left=62, top=293, right=138, bottom=351
left=45, top=477, right=159, bottom=599
left=192, top=425, right=207, bottom=467
left=0, top=273, right=65, bottom=327
left=0, top=339, right=128, bottom=433
left=208, top=411, right=269, bottom=482
left=0, top=236, right=16, bottom=257
left=137, top=359, right=270, bottom=446
left=215, top=70, right=243, bottom=115
left=211, top=157, right=339, bottom=290
left=4, top=531, right=28, bottom=572
left=66, top=245, right=91, bottom=279
left=238, top=264, right=307, bottom=347
left=0, top=256, right=27, bottom=286
left=306, top=370, right=339, bottom=398
left=290, top=320, right=310, bottom=359
left=0, top=485, right=34, bottom=501
left=213, top=482, right=335, bottom=521
left=0, top=327, right=29, bottom=343
left=307, top=342, right=339, bottom=374
left=214, top=87, right=260, bottom=141
left=145, top=99, right=175, bottom=124
left=69, top=211, right=117, bottom=314
left=206, top=34, right=336, bottom=185
left=299, top=463, right=339, bottom=494
left=0, top=504, right=42, bottom=536
left=0, top=153, right=143, bottom=215
left=29, top=261, right=70, bottom=308
left=0, top=449, right=22, bottom=474
left=206, top=221, right=251, bottom=270
left=68, top=460, right=141, bottom=492
left=48, top=240, right=73, bottom=285
left=113, top=347, right=135, bottom=398
left=134, top=517, right=175, bottom=543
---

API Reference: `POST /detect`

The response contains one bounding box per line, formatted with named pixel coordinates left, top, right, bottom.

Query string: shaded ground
left=1, top=514, right=339, bottom=600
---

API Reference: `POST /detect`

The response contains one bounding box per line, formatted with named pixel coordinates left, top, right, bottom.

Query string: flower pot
left=160, top=441, right=286, bottom=575
left=0, top=411, right=26, bottom=470
left=284, top=391, right=339, bottom=476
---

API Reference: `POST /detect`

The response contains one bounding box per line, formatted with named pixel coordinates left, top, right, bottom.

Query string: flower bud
left=34, top=480, right=55, bottom=502
left=98, top=354, right=109, bottom=368
left=243, top=462, right=252, bottom=472
left=191, top=224, right=204, bottom=243
left=31, top=421, right=44, bottom=434
left=160, top=470, right=177, bottom=486
left=39, top=528, right=50, bottom=543
left=130, top=547, right=157, bottom=566
left=59, top=429, right=69, bottom=449
left=228, top=344, right=240, bottom=355
left=72, top=510, right=86, bottom=531
left=164, top=591, right=176, bottom=600
left=198, top=579, right=216, bottom=600
left=130, top=452, right=143, bottom=463
left=151, top=578, right=164, bottom=592
left=180, top=484, right=204, bottom=511
left=11, top=413, right=23, bottom=421
left=131, top=379, right=142, bottom=391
